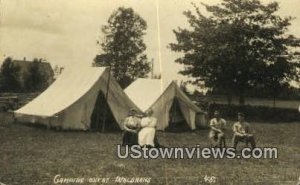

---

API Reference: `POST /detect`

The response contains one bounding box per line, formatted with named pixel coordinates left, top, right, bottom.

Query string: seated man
left=209, top=111, right=226, bottom=147
left=232, top=112, right=256, bottom=149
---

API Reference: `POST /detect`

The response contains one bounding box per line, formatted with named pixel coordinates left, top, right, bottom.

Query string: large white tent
left=125, top=79, right=204, bottom=130
left=14, top=67, right=140, bottom=130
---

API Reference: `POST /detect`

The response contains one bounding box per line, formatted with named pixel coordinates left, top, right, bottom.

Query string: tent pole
left=95, top=98, right=100, bottom=131
left=102, top=66, right=111, bottom=132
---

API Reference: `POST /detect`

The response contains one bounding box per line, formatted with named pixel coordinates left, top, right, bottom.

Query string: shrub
left=208, top=103, right=300, bottom=123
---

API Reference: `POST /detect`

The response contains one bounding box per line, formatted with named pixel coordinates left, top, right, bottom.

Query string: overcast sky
left=0, top=0, right=299, bottom=85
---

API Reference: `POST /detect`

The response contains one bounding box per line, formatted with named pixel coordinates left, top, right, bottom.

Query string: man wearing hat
left=232, top=112, right=256, bottom=149
left=209, top=110, right=227, bottom=147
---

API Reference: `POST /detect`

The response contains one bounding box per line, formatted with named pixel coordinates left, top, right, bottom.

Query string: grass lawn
left=0, top=115, right=299, bottom=185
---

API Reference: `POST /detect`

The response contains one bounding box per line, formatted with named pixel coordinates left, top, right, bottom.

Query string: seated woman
left=122, top=108, right=140, bottom=147
left=138, top=109, right=158, bottom=148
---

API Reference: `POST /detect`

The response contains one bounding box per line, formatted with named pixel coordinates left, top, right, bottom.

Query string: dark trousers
left=122, top=131, right=138, bottom=146
left=209, top=131, right=226, bottom=147
left=154, top=135, right=162, bottom=148
left=232, top=134, right=256, bottom=149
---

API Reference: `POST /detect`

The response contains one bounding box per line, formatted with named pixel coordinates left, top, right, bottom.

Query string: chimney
left=60, top=67, right=64, bottom=74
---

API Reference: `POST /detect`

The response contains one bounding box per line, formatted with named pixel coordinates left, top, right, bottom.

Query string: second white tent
left=125, top=79, right=204, bottom=130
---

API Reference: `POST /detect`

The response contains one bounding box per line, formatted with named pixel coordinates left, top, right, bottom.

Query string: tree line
left=2, top=0, right=299, bottom=104
left=0, top=57, right=53, bottom=93
left=95, top=0, right=299, bottom=104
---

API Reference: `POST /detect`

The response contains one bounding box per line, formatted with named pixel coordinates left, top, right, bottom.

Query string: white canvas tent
left=125, top=79, right=204, bottom=130
left=14, top=67, right=140, bottom=130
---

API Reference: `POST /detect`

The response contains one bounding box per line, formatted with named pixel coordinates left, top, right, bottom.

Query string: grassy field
left=201, top=96, right=300, bottom=109
left=0, top=114, right=299, bottom=185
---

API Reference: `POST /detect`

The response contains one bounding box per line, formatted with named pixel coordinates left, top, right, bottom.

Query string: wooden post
left=101, top=66, right=111, bottom=132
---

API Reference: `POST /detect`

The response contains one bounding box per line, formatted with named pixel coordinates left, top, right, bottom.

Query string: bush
left=208, top=103, right=300, bottom=123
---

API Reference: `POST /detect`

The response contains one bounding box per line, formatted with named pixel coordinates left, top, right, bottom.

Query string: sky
left=0, top=0, right=299, bottom=89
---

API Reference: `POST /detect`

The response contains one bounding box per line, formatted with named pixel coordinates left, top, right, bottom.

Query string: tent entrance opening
left=166, top=98, right=190, bottom=132
left=90, top=91, right=119, bottom=132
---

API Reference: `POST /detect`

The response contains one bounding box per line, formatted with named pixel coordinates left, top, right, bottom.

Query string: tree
left=263, top=57, right=291, bottom=107
left=25, top=58, right=48, bottom=92
left=169, top=0, right=300, bottom=105
left=95, top=7, right=150, bottom=88
left=179, top=81, right=190, bottom=95
left=0, top=57, right=21, bottom=92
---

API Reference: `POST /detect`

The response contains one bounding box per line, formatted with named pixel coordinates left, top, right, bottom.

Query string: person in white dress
left=138, top=109, right=157, bottom=147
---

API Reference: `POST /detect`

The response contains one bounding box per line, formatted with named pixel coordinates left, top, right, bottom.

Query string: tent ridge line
left=144, top=81, right=174, bottom=112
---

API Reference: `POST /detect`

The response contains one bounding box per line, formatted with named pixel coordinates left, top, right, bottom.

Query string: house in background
left=53, top=65, right=65, bottom=79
